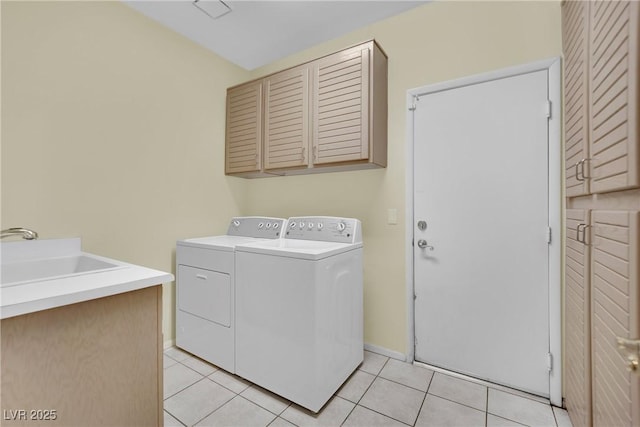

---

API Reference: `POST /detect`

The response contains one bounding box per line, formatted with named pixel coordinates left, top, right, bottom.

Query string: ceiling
left=124, top=0, right=428, bottom=70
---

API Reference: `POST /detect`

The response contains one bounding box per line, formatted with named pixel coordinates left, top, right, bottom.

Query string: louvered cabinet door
left=589, top=1, right=640, bottom=193
left=591, top=210, right=640, bottom=427
left=226, top=81, right=262, bottom=174
left=264, top=66, right=310, bottom=170
left=312, top=45, right=370, bottom=165
left=563, top=0, right=591, bottom=197
left=565, top=209, right=592, bottom=427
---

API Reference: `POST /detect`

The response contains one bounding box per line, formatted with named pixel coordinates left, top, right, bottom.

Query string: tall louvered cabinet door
left=563, top=0, right=591, bottom=197
left=264, top=66, right=310, bottom=170
left=589, top=1, right=640, bottom=193
left=565, top=209, right=592, bottom=427
left=225, top=81, right=262, bottom=175
left=312, top=45, right=370, bottom=165
left=590, top=210, right=640, bottom=427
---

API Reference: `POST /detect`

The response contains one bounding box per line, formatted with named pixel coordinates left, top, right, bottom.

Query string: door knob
left=417, top=239, right=434, bottom=251
left=616, top=337, right=640, bottom=373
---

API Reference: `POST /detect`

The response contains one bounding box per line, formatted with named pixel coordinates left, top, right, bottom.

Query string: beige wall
left=1, top=1, right=561, bottom=354
left=245, top=1, right=562, bottom=354
left=1, top=1, right=250, bottom=341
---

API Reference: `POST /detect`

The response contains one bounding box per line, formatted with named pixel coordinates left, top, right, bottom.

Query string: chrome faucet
left=1, top=228, right=39, bottom=240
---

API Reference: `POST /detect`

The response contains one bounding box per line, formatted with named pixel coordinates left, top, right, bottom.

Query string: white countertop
left=0, top=238, right=174, bottom=319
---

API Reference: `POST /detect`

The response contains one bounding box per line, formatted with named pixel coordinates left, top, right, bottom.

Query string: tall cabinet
left=562, top=1, right=640, bottom=426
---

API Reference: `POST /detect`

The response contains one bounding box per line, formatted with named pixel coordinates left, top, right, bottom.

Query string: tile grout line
left=411, top=372, right=434, bottom=427
left=163, top=408, right=187, bottom=427
left=415, top=360, right=551, bottom=406
left=339, top=356, right=392, bottom=427
left=485, top=384, right=489, bottom=427
left=352, top=356, right=417, bottom=427
left=552, top=405, right=560, bottom=427
left=426, top=392, right=487, bottom=417
left=163, top=374, right=208, bottom=401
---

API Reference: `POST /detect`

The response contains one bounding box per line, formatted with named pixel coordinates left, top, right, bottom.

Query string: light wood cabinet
left=312, top=44, right=370, bottom=165
left=225, top=80, right=262, bottom=175
left=563, top=0, right=590, bottom=197
left=590, top=210, right=639, bottom=427
left=563, top=0, right=640, bottom=195
left=565, top=208, right=592, bottom=427
left=0, top=286, right=163, bottom=426
left=264, top=65, right=310, bottom=170
left=562, top=2, right=640, bottom=426
left=588, top=1, right=639, bottom=193
left=225, top=40, right=387, bottom=178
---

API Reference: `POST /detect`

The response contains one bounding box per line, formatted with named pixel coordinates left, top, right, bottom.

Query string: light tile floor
left=163, top=347, right=573, bottom=427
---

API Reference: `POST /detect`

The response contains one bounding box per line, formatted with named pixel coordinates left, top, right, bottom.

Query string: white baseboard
left=364, top=343, right=407, bottom=362
left=164, top=338, right=175, bottom=350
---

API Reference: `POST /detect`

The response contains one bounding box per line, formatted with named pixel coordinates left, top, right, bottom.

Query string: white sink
left=1, top=255, right=123, bottom=287
left=1, top=238, right=126, bottom=287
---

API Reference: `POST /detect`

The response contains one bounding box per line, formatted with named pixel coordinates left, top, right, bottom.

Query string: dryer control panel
left=285, top=216, right=362, bottom=243
left=226, top=217, right=287, bottom=239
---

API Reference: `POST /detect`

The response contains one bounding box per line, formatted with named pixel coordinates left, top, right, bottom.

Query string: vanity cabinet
left=0, top=286, right=163, bottom=426
left=225, top=40, right=387, bottom=178
left=562, top=2, right=640, bottom=426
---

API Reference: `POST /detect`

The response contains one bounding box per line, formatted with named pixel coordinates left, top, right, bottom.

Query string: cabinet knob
left=616, top=337, right=640, bottom=373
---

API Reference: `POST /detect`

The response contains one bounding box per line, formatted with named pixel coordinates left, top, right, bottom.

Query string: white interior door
left=413, top=69, right=550, bottom=396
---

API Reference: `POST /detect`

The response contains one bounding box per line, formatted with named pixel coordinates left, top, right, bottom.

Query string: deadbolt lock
left=417, top=220, right=427, bottom=231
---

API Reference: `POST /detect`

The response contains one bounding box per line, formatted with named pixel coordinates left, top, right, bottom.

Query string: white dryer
left=235, top=216, right=363, bottom=412
left=176, top=217, right=286, bottom=373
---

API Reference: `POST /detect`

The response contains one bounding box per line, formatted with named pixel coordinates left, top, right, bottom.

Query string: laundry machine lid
left=235, top=239, right=362, bottom=260
left=177, top=235, right=269, bottom=251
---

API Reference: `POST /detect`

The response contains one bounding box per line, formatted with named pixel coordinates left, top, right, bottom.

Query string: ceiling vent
left=192, top=0, right=232, bottom=20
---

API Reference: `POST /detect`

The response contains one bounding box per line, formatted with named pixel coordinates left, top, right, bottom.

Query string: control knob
left=337, top=221, right=346, bottom=232
left=232, top=220, right=240, bottom=227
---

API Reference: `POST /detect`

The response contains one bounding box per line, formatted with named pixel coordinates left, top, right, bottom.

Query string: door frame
left=404, top=57, right=562, bottom=406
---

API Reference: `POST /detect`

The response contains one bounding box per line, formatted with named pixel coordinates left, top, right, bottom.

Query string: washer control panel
left=226, top=217, right=286, bottom=239
left=285, top=217, right=362, bottom=243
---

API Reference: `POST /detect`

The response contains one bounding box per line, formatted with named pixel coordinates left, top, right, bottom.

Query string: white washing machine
left=176, top=217, right=286, bottom=373
left=235, top=216, right=363, bottom=412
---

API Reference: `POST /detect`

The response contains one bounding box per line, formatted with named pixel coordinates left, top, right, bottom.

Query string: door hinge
left=547, top=352, right=553, bottom=372
left=409, top=96, right=419, bottom=111
left=546, top=227, right=552, bottom=244
left=545, top=100, right=552, bottom=118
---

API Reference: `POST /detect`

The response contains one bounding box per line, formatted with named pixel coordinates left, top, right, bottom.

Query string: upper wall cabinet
left=264, top=65, right=310, bottom=170
left=225, top=81, right=262, bottom=175
left=225, top=40, right=388, bottom=178
left=563, top=0, right=640, bottom=195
